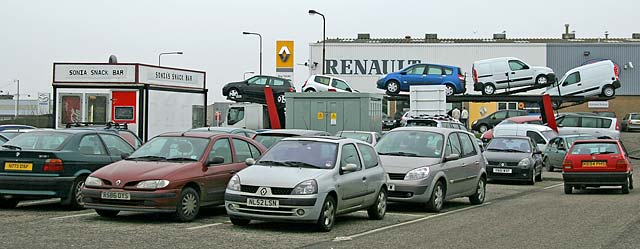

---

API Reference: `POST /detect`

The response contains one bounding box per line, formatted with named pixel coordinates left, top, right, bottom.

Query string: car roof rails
left=409, top=114, right=459, bottom=122
left=64, top=122, right=129, bottom=130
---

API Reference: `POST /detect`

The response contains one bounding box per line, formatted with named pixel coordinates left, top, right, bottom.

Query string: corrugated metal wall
left=547, top=43, right=640, bottom=95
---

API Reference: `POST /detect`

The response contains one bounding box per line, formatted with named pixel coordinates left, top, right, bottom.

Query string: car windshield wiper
left=282, top=161, right=321, bottom=169
left=166, top=157, right=199, bottom=161
left=1, top=144, right=22, bottom=150
left=503, top=149, right=527, bottom=153
left=379, top=151, right=420, bottom=157
left=486, top=148, right=505, bottom=152
left=592, top=151, right=616, bottom=155
left=126, top=155, right=167, bottom=161
left=257, top=160, right=286, bottom=166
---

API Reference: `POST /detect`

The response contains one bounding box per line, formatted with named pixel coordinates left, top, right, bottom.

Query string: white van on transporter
left=543, top=60, right=620, bottom=97
left=472, top=57, right=556, bottom=95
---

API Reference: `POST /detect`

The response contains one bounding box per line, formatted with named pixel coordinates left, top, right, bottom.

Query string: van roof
left=494, top=124, right=553, bottom=132
left=563, top=60, right=613, bottom=74
left=474, top=57, right=520, bottom=64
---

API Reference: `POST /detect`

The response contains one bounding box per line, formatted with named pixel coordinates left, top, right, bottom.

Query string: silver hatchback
left=225, top=136, right=387, bottom=231
left=376, top=127, right=487, bottom=212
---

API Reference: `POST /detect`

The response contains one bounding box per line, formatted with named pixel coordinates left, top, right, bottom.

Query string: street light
left=242, top=31, right=263, bottom=75
left=308, top=9, right=326, bottom=74
left=158, top=51, right=183, bottom=66
left=244, top=71, right=255, bottom=80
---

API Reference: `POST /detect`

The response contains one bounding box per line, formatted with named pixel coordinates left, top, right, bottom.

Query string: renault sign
left=276, top=40, right=294, bottom=80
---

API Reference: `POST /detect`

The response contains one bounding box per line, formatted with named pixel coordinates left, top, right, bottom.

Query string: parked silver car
left=543, top=134, right=596, bottom=172
left=556, top=113, right=620, bottom=139
left=225, top=137, right=387, bottom=231
left=484, top=136, right=544, bottom=184
left=376, top=127, right=487, bottom=212
left=621, top=113, right=640, bottom=132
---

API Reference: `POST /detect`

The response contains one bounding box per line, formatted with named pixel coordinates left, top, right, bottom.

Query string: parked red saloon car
left=562, top=139, right=633, bottom=194
left=82, top=132, right=267, bottom=221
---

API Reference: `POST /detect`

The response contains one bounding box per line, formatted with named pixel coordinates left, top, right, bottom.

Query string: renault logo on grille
left=115, top=180, right=121, bottom=186
left=499, top=162, right=506, bottom=167
left=259, top=187, right=268, bottom=196
left=15, top=152, right=20, bottom=157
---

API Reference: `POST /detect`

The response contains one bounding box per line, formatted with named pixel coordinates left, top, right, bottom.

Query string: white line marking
left=336, top=202, right=491, bottom=241
left=49, top=212, right=96, bottom=220
left=544, top=183, right=564, bottom=190
left=356, top=210, right=425, bottom=218
left=186, top=223, right=222, bottom=230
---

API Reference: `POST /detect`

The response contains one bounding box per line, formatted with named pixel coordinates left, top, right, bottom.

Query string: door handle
left=577, top=84, right=582, bottom=86
left=362, top=177, right=367, bottom=181
left=229, top=170, right=236, bottom=174
left=474, top=161, right=480, bottom=165
left=511, top=72, right=516, bottom=74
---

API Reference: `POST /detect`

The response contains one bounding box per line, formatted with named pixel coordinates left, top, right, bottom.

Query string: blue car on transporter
left=376, top=63, right=466, bottom=96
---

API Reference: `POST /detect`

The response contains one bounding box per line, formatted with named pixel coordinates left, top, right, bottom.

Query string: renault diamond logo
left=499, top=162, right=505, bottom=167
left=115, top=180, right=121, bottom=186
left=259, top=187, right=268, bottom=196
left=278, top=46, right=290, bottom=62
left=15, top=152, right=20, bottom=157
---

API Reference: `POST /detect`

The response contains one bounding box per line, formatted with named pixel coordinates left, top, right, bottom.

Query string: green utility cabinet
left=285, top=92, right=383, bottom=134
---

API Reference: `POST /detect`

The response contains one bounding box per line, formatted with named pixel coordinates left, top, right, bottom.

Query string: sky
left=1, top=0, right=639, bottom=102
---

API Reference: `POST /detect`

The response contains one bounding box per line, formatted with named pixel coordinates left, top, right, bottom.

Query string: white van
left=472, top=57, right=556, bottom=95
left=543, top=60, right=620, bottom=97
left=492, top=124, right=558, bottom=152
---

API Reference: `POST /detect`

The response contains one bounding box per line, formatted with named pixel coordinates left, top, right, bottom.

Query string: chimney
left=562, top=24, right=575, bottom=39
left=493, top=33, right=506, bottom=40
left=633, top=33, right=640, bottom=39
left=357, top=33, right=370, bottom=39
left=425, top=33, right=438, bottom=40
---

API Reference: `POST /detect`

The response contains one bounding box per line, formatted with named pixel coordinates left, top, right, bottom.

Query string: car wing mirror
left=208, top=156, right=225, bottom=165
left=345, top=87, right=352, bottom=92
left=444, top=154, right=460, bottom=162
left=341, top=163, right=358, bottom=173
left=245, top=158, right=256, bottom=166
left=399, top=71, right=407, bottom=75
left=533, top=150, right=543, bottom=155
left=120, top=153, right=130, bottom=160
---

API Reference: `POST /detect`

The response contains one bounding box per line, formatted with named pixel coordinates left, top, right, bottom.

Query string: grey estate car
left=376, top=127, right=487, bottom=212
left=225, top=136, right=387, bottom=232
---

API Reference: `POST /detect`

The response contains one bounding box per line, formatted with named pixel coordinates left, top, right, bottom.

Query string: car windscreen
left=254, top=134, right=294, bottom=148
left=406, top=119, right=438, bottom=127
left=2, top=132, right=71, bottom=151
left=375, top=130, right=444, bottom=158
left=0, top=132, right=22, bottom=139
left=487, top=138, right=531, bottom=153
left=339, top=132, right=372, bottom=144
left=257, top=140, right=338, bottom=169
left=128, top=136, right=209, bottom=161
left=570, top=142, right=620, bottom=155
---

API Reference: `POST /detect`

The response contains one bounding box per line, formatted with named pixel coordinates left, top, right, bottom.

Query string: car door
left=423, top=65, right=445, bottom=85
left=357, top=143, right=385, bottom=206
left=331, top=78, right=352, bottom=92
left=336, top=143, right=366, bottom=210
left=553, top=138, right=568, bottom=167
left=508, top=59, right=534, bottom=87
left=77, top=134, right=114, bottom=171
left=457, top=133, right=482, bottom=192
left=402, top=64, right=428, bottom=86
left=544, top=138, right=559, bottom=165
left=313, top=75, right=331, bottom=92
left=489, top=111, right=508, bottom=127
left=556, top=115, right=580, bottom=135
left=245, top=76, right=269, bottom=101
left=442, top=133, right=466, bottom=196
left=526, top=130, right=548, bottom=152
left=202, top=137, right=241, bottom=203
left=98, top=133, right=135, bottom=162
left=559, top=71, right=582, bottom=96
left=490, top=61, right=510, bottom=89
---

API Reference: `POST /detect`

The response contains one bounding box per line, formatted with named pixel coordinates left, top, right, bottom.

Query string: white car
left=492, top=124, right=558, bottom=152
left=544, top=60, right=620, bottom=97
left=302, top=74, right=358, bottom=93
left=472, top=57, right=556, bottom=95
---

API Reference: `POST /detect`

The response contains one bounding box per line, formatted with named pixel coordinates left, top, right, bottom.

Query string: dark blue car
left=376, top=63, right=466, bottom=96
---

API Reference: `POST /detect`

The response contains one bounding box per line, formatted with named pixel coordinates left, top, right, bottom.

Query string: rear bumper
left=82, top=188, right=179, bottom=212
left=613, top=80, right=621, bottom=89
left=563, top=172, right=628, bottom=185
left=0, top=174, right=75, bottom=198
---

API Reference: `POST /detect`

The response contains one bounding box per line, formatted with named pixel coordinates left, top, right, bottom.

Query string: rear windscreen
left=254, top=134, right=293, bottom=148
left=570, top=143, right=620, bottom=155
left=406, top=120, right=438, bottom=127
left=3, top=132, right=71, bottom=150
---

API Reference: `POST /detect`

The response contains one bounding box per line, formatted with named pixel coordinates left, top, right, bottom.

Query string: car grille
left=488, top=161, right=519, bottom=166
left=388, top=173, right=406, bottom=180
left=240, top=185, right=293, bottom=195
left=240, top=185, right=259, bottom=193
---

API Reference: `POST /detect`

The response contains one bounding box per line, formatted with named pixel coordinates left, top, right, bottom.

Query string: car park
left=472, top=57, right=556, bottom=95
left=543, top=135, right=596, bottom=172
left=0, top=129, right=135, bottom=209
left=481, top=115, right=542, bottom=144
left=302, top=74, right=358, bottom=92
left=555, top=113, right=620, bottom=139
left=225, top=136, right=387, bottom=231
left=375, top=127, right=487, bottom=212
left=83, top=132, right=267, bottom=221
left=621, top=113, right=640, bottom=132
left=472, top=109, right=528, bottom=133
left=543, top=60, right=620, bottom=97
left=336, top=131, right=382, bottom=145
left=253, top=129, right=331, bottom=148
left=484, top=136, right=544, bottom=184
left=492, top=124, right=557, bottom=152
left=562, top=139, right=633, bottom=194
left=222, top=75, right=295, bottom=105
left=376, top=63, right=466, bottom=96
left=404, top=115, right=467, bottom=131
left=190, top=126, right=257, bottom=138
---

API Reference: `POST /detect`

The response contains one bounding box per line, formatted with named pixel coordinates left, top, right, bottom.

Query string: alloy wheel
left=434, top=185, right=444, bottom=210
left=323, top=200, right=335, bottom=227
left=228, top=89, right=239, bottom=98
left=377, top=191, right=387, bottom=217
left=75, top=180, right=85, bottom=206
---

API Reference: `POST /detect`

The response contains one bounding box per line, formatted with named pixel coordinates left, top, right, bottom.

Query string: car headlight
left=85, top=176, right=103, bottom=187
left=518, top=158, right=531, bottom=167
left=227, top=175, right=241, bottom=191
left=472, top=120, right=478, bottom=125
left=404, top=166, right=430, bottom=181
left=291, top=179, right=317, bottom=195
left=136, top=180, right=170, bottom=189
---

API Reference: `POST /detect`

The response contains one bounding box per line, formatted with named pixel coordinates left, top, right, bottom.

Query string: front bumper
left=0, top=174, right=75, bottom=198
left=563, top=172, right=628, bottom=186
left=487, top=166, right=534, bottom=181
left=386, top=180, right=430, bottom=203
left=225, top=191, right=321, bottom=222
left=82, top=188, right=179, bottom=213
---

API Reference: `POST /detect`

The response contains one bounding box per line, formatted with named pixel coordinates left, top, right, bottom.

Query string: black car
left=0, top=129, right=135, bottom=209
left=253, top=129, right=331, bottom=148
left=471, top=109, right=527, bottom=133
left=222, top=75, right=294, bottom=106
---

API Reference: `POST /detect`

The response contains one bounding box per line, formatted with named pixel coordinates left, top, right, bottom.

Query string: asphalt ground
left=1, top=132, right=639, bottom=249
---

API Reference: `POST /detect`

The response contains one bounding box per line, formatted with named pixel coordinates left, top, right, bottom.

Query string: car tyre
left=64, top=176, right=87, bottom=210
left=174, top=187, right=200, bottom=222
left=386, top=80, right=400, bottom=95
left=629, top=175, right=634, bottom=190
left=528, top=169, right=536, bottom=185
left=535, top=75, right=548, bottom=85
left=564, top=184, right=572, bottom=194
left=536, top=168, right=543, bottom=182
left=230, top=217, right=251, bottom=226
left=304, top=88, right=316, bottom=92
left=95, top=209, right=120, bottom=218
left=425, top=181, right=445, bottom=213
left=469, top=177, right=486, bottom=205
left=367, top=188, right=387, bottom=220
left=622, top=176, right=630, bottom=194
left=602, top=85, right=615, bottom=97
left=0, top=198, right=20, bottom=209
left=227, top=88, right=240, bottom=99
left=316, top=195, right=336, bottom=232
left=482, top=83, right=496, bottom=95
left=544, top=158, right=553, bottom=172
left=479, top=124, right=489, bottom=133
left=444, top=84, right=455, bottom=97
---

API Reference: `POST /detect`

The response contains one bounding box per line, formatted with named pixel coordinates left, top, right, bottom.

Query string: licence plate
left=246, top=198, right=279, bottom=208
left=101, top=191, right=131, bottom=200
left=582, top=161, right=607, bottom=167
left=4, top=162, right=33, bottom=171
left=493, top=168, right=512, bottom=174
left=387, top=184, right=395, bottom=191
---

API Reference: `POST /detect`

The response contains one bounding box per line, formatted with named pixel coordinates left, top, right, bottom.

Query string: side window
left=547, top=138, right=558, bottom=149
left=563, top=72, right=581, bottom=86
left=78, top=134, right=107, bottom=155
left=426, top=66, right=443, bottom=75
left=526, top=131, right=546, bottom=145
left=441, top=122, right=452, bottom=128
left=623, top=114, right=630, bottom=120
left=458, top=133, right=477, bottom=157
left=508, top=60, right=528, bottom=71
left=248, top=142, right=262, bottom=159
left=271, top=78, right=285, bottom=86
left=331, top=79, right=350, bottom=91
left=99, top=134, right=134, bottom=156
left=248, top=76, right=268, bottom=85
left=557, top=138, right=566, bottom=149
left=209, top=138, right=232, bottom=164
left=581, top=117, right=599, bottom=128
left=232, top=138, right=253, bottom=162
left=406, top=65, right=426, bottom=75
left=445, top=133, right=462, bottom=156
left=600, top=119, right=612, bottom=129
left=507, top=111, right=525, bottom=117
left=559, top=116, right=579, bottom=127
left=493, top=111, right=507, bottom=119
left=314, top=76, right=331, bottom=86
left=118, top=131, right=141, bottom=148
left=340, top=144, right=362, bottom=170
left=444, top=67, right=453, bottom=75
left=357, top=144, right=379, bottom=169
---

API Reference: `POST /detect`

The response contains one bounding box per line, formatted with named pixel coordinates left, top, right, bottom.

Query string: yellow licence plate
left=582, top=161, right=607, bottom=167
left=4, top=162, right=33, bottom=171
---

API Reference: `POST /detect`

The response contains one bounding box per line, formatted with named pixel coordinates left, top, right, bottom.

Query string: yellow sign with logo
left=468, top=102, right=498, bottom=129
left=317, top=112, right=324, bottom=120
left=276, top=41, right=294, bottom=69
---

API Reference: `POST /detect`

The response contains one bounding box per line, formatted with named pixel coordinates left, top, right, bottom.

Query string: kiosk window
left=87, top=94, right=107, bottom=123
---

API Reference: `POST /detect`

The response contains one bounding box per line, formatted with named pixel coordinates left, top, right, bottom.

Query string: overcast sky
left=1, top=0, right=638, bottom=102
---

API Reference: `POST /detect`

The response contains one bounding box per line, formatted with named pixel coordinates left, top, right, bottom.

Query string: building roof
left=317, top=36, right=640, bottom=44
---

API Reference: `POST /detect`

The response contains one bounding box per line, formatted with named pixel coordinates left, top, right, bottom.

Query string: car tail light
left=563, top=159, right=572, bottom=169
left=629, top=120, right=633, bottom=125
left=328, top=89, right=336, bottom=92
left=616, top=159, right=628, bottom=170
left=614, top=64, right=620, bottom=77
left=616, top=120, right=620, bottom=130
left=289, top=87, right=294, bottom=92
left=458, top=74, right=464, bottom=82
left=472, top=68, right=478, bottom=83
left=43, top=159, right=64, bottom=172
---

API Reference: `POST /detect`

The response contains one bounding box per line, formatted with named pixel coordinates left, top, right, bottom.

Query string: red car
left=481, top=116, right=542, bottom=143
left=562, top=139, right=633, bottom=194
left=82, top=132, right=267, bottom=221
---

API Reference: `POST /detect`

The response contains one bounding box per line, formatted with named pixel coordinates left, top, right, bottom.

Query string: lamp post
left=244, top=71, right=255, bottom=80
left=158, top=51, right=183, bottom=66
left=242, top=32, right=263, bottom=75
left=308, top=9, right=326, bottom=74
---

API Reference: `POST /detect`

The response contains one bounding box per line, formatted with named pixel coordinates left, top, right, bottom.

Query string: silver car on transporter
left=225, top=136, right=388, bottom=231
left=376, top=127, right=487, bottom=212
